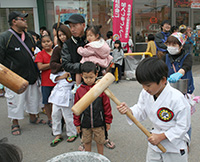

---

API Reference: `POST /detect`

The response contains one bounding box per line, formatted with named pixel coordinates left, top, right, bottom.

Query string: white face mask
left=167, top=46, right=180, bottom=55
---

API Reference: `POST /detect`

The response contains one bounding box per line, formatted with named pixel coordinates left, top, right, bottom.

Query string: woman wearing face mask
left=162, top=32, right=194, bottom=152
left=162, top=32, right=194, bottom=94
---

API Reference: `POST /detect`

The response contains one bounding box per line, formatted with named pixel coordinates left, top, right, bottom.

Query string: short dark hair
left=161, top=20, right=170, bottom=27
left=171, top=26, right=178, bottom=33
left=179, top=29, right=186, bottom=34
left=40, top=26, right=46, bottom=31
left=28, top=31, right=40, bottom=40
left=41, top=35, right=52, bottom=41
left=136, top=57, right=168, bottom=84
left=161, top=20, right=170, bottom=30
left=165, top=35, right=182, bottom=47
left=81, top=61, right=97, bottom=74
left=0, top=138, right=23, bottom=162
left=148, top=34, right=155, bottom=41
left=42, top=29, right=51, bottom=37
left=106, top=31, right=113, bottom=38
left=52, top=22, right=63, bottom=30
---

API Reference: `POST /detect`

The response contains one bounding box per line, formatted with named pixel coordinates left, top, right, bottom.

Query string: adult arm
left=155, top=33, right=167, bottom=50
left=187, top=37, right=194, bottom=44
left=185, top=32, right=194, bottom=44
left=37, top=62, right=50, bottom=71
left=162, top=54, right=192, bottom=76
left=0, top=32, right=8, bottom=64
left=61, top=42, right=81, bottom=74
left=178, top=54, right=192, bottom=76
left=50, top=46, right=62, bottom=74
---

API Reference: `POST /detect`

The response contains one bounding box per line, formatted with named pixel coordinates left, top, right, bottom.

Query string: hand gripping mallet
left=71, top=72, right=166, bottom=153
left=0, top=63, right=29, bottom=94
left=103, top=88, right=166, bottom=153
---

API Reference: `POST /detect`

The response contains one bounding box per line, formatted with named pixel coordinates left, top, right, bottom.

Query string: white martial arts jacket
left=127, top=83, right=191, bottom=153
left=48, top=71, right=74, bottom=107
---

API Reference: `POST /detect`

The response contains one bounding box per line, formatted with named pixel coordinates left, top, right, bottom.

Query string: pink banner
left=113, top=0, right=133, bottom=43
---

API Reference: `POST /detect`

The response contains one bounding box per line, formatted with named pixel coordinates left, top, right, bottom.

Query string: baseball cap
left=64, top=14, right=85, bottom=24
left=8, top=11, right=28, bottom=22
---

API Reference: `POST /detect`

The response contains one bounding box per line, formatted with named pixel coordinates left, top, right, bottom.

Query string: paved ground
left=0, top=62, right=200, bottom=162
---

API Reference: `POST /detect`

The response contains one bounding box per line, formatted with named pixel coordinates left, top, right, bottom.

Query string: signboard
left=174, top=0, right=191, bottom=8
left=113, top=0, right=133, bottom=43
left=191, top=0, right=200, bottom=8
left=54, top=1, right=87, bottom=25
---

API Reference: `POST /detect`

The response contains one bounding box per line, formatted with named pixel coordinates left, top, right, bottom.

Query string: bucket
left=46, top=151, right=111, bottom=162
left=170, top=79, right=188, bottom=94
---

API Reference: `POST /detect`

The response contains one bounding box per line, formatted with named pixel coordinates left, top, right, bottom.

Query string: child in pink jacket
left=72, top=25, right=113, bottom=93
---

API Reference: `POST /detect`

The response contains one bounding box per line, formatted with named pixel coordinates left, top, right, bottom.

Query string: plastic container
left=170, top=79, right=188, bottom=94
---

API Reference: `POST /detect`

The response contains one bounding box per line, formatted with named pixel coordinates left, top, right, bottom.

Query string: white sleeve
left=34, top=47, right=41, bottom=55
left=50, top=73, right=59, bottom=83
left=126, top=90, right=148, bottom=125
left=128, top=39, right=134, bottom=47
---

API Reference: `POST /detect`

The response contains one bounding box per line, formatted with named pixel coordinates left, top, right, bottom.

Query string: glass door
left=175, top=8, right=190, bottom=27
left=192, top=10, right=200, bottom=29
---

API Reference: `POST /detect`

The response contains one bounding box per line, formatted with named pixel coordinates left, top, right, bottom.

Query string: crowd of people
left=0, top=11, right=196, bottom=161
left=0, top=11, right=117, bottom=159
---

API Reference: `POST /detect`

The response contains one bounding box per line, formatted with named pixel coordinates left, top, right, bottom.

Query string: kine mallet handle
left=104, top=88, right=166, bottom=153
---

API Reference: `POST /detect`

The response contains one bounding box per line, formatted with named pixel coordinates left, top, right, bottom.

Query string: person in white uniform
left=48, top=72, right=77, bottom=147
left=117, top=57, right=191, bottom=162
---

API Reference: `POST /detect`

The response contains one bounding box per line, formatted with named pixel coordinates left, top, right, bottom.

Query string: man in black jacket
left=0, top=11, right=45, bottom=136
left=155, top=20, right=171, bottom=59
left=61, top=14, right=86, bottom=80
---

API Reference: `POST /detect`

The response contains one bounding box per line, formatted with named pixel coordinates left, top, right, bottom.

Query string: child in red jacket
left=73, top=61, right=113, bottom=155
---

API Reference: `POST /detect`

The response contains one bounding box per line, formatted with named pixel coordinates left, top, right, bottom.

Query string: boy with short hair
left=117, top=57, right=190, bottom=162
left=73, top=61, right=113, bottom=155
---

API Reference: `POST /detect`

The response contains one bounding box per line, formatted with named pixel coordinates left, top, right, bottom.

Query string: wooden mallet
left=103, top=88, right=166, bottom=153
left=71, top=72, right=115, bottom=115
left=71, top=72, right=166, bottom=153
left=0, top=64, right=29, bottom=94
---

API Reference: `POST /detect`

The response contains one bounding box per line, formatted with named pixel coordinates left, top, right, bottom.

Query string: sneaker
left=78, top=142, right=85, bottom=151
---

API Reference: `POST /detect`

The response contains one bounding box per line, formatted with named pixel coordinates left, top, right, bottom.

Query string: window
left=91, top=0, right=113, bottom=39
left=134, top=0, right=170, bottom=42
left=0, top=8, right=34, bottom=33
